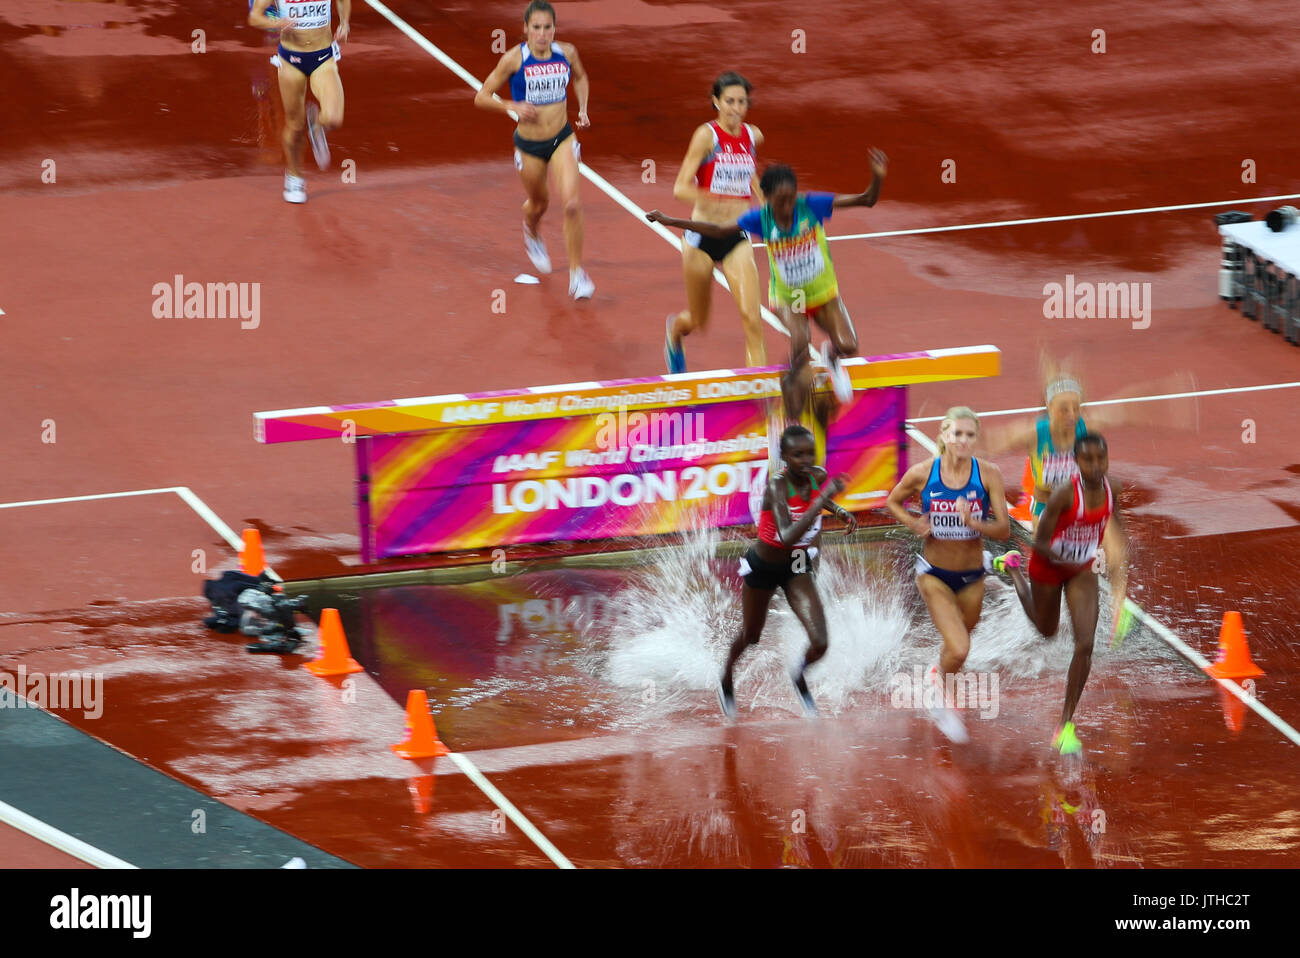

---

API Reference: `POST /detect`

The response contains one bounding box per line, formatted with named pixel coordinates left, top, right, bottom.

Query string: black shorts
left=738, top=545, right=817, bottom=591
left=685, top=228, right=747, bottom=263
left=513, top=123, right=577, bottom=164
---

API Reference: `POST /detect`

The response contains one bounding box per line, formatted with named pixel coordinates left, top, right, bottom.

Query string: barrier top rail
left=254, top=345, right=1002, bottom=443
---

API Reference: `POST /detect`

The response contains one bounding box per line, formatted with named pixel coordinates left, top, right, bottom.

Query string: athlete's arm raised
left=474, top=47, right=532, bottom=121
left=830, top=148, right=888, bottom=209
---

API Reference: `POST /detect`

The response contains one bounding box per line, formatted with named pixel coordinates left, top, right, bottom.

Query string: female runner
left=884, top=407, right=1010, bottom=742
left=249, top=0, right=349, bottom=203
left=475, top=1, right=594, bottom=299
left=720, top=426, right=856, bottom=719
left=663, top=71, right=766, bottom=373
left=648, top=152, right=887, bottom=402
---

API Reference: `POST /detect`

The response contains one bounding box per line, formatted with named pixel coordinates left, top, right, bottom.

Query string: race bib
left=773, top=236, right=825, bottom=287
left=927, top=497, right=983, bottom=540
left=1041, top=451, right=1079, bottom=486
left=524, top=62, right=569, bottom=104
left=710, top=154, right=753, bottom=197
left=281, top=0, right=330, bottom=29
left=1053, top=523, right=1102, bottom=564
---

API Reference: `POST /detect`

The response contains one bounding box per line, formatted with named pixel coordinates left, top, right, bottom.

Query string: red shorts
left=1028, top=551, right=1090, bottom=587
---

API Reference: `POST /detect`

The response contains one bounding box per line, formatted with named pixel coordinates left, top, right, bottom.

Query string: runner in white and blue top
left=475, top=2, right=595, bottom=300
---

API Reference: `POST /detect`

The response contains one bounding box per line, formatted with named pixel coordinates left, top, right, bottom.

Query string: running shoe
left=992, top=550, right=1024, bottom=575
left=522, top=222, right=551, bottom=274
left=1111, top=603, right=1136, bottom=649
left=791, top=666, right=818, bottom=717
left=569, top=267, right=595, bottom=300
left=717, top=680, right=737, bottom=720
left=665, top=314, right=686, bottom=374
left=283, top=172, right=307, bottom=204
left=1053, top=722, right=1083, bottom=755
left=926, top=664, right=969, bottom=744
left=306, top=102, right=330, bottom=171
left=827, top=349, right=853, bottom=403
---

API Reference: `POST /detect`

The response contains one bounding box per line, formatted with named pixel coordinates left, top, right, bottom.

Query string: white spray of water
left=579, top=517, right=1160, bottom=727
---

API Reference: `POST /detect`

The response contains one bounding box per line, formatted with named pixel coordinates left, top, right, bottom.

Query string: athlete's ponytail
left=936, top=406, right=979, bottom=455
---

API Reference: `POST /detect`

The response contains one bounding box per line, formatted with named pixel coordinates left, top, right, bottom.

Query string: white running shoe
left=283, top=173, right=307, bottom=204
left=569, top=267, right=595, bottom=300
left=926, top=664, right=969, bottom=744
left=827, top=349, right=853, bottom=403
left=523, top=222, right=551, bottom=274
left=306, top=102, right=330, bottom=171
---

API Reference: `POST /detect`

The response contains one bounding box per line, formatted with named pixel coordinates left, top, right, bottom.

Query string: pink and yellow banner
left=252, top=346, right=1001, bottom=561
left=357, top=388, right=904, bottom=558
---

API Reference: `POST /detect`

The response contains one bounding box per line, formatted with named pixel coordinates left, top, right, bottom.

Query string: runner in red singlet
left=997, top=433, right=1129, bottom=755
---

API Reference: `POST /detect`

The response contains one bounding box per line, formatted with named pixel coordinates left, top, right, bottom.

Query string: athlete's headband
left=1045, top=378, right=1082, bottom=403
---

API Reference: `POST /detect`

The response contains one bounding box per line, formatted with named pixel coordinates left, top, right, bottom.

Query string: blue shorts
left=278, top=42, right=340, bottom=77
left=916, top=552, right=991, bottom=593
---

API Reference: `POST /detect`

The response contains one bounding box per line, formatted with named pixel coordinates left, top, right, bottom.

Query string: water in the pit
left=301, top=529, right=1189, bottom=748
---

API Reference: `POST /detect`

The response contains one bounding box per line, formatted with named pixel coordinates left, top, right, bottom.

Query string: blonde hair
left=936, top=406, right=979, bottom=455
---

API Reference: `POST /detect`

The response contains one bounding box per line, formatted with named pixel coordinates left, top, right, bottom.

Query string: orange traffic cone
left=239, top=528, right=265, bottom=576
left=391, top=690, right=449, bottom=759
left=1009, top=458, right=1035, bottom=523
left=305, top=608, right=363, bottom=677
left=1203, top=611, right=1264, bottom=680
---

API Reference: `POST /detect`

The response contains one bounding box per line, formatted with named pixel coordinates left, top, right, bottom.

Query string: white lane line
left=0, top=486, right=279, bottom=580
left=0, top=797, right=136, bottom=869
left=362, top=0, right=789, bottom=338
left=0, top=487, right=185, bottom=510
left=904, top=423, right=1300, bottom=749
left=806, top=193, right=1300, bottom=244
left=906, top=380, right=1300, bottom=423
left=446, top=752, right=575, bottom=869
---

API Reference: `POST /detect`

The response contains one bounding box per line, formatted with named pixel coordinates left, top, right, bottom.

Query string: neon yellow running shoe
left=1110, top=603, right=1136, bottom=650
left=1053, top=722, right=1083, bottom=755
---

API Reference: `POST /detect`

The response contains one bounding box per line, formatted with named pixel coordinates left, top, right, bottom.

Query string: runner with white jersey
left=475, top=1, right=594, bottom=299
left=248, top=0, right=348, bottom=203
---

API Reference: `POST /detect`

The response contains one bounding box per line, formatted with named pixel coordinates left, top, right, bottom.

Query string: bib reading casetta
left=510, top=42, right=571, bottom=105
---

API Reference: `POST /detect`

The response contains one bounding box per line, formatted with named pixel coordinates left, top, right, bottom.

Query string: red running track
left=2, top=0, right=1299, bottom=868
